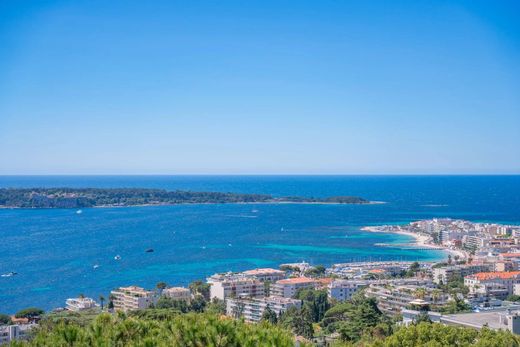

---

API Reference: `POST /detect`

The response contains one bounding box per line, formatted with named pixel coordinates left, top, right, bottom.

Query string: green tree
left=189, top=280, right=211, bottom=301
left=296, top=288, right=330, bottom=322
left=279, top=306, right=314, bottom=339
left=190, top=295, right=206, bottom=313
left=261, top=305, right=278, bottom=324
left=98, top=295, right=105, bottom=310
left=15, top=307, right=44, bottom=320
left=205, top=298, right=226, bottom=315
left=0, top=313, right=12, bottom=325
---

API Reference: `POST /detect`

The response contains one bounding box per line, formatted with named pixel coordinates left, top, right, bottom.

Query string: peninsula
left=0, top=188, right=369, bottom=209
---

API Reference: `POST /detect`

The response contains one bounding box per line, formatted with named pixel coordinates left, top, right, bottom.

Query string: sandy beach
left=361, top=226, right=468, bottom=261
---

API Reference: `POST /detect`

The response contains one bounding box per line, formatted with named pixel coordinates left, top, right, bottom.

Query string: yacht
left=1, top=272, right=17, bottom=277
left=114, top=255, right=121, bottom=260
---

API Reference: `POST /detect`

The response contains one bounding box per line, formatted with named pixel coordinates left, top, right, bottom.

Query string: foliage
left=14, top=307, right=44, bottom=319
left=438, top=297, right=472, bottom=314
left=296, top=288, right=330, bottom=322
left=205, top=298, right=226, bottom=315
left=368, top=322, right=520, bottom=347
left=189, top=280, right=211, bottom=301
left=0, top=188, right=368, bottom=208
left=155, top=297, right=189, bottom=313
left=39, top=309, right=100, bottom=328
left=0, top=313, right=12, bottom=325
left=278, top=306, right=314, bottom=339
left=14, top=312, right=305, bottom=347
left=304, top=265, right=326, bottom=277
left=261, top=305, right=278, bottom=324
left=321, top=293, right=389, bottom=343
left=506, top=294, right=520, bottom=302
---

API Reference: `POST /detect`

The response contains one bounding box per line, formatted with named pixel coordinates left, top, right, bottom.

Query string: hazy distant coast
left=0, top=188, right=371, bottom=209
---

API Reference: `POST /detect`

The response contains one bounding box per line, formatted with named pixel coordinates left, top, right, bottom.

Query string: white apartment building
left=65, top=297, right=99, bottom=311
left=465, top=272, right=520, bottom=296
left=226, top=296, right=302, bottom=322
left=328, top=280, right=366, bottom=301
left=162, top=287, right=191, bottom=302
left=242, top=268, right=286, bottom=282
left=110, top=286, right=158, bottom=311
left=0, top=324, right=36, bottom=344
left=433, top=264, right=494, bottom=284
left=270, top=277, right=316, bottom=298
left=208, top=277, right=264, bottom=301
left=365, top=283, right=448, bottom=315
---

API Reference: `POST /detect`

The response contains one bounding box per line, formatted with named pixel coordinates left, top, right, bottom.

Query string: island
left=0, top=188, right=370, bottom=208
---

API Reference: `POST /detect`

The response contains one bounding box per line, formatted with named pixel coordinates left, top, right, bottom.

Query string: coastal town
left=3, top=217, right=520, bottom=345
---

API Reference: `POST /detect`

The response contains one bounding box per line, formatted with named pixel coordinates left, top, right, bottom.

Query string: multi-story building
left=65, top=297, right=99, bottom=311
left=465, top=272, right=520, bottom=297
left=242, top=268, right=286, bottom=282
left=162, top=287, right=191, bottom=302
left=328, top=280, right=366, bottom=301
left=365, top=283, right=448, bottom=315
left=208, top=277, right=264, bottom=301
left=0, top=324, right=36, bottom=344
left=433, top=264, right=494, bottom=284
left=270, top=277, right=316, bottom=298
left=226, top=296, right=302, bottom=322
left=110, top=286, right=158, bottom=311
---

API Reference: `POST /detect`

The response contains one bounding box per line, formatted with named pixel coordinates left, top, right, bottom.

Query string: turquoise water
left=1, top=175, right=519, bottom=313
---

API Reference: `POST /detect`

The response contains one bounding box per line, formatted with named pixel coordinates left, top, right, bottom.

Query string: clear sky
left=0, top=0, right=518, bottom=174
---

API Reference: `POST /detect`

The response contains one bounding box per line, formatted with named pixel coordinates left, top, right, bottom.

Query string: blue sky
left=0, top=0, right=518, bottom=174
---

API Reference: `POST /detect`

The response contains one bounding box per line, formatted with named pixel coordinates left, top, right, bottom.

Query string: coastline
left=0, top=200, right=384, bottom=210
left=361, top=226, right=467, bottom=261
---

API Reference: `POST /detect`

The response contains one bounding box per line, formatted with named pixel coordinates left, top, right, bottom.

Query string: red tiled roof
left=467, top=271, right=520, bottom=281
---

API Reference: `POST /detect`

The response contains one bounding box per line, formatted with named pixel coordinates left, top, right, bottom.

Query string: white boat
left=93, top=264, right=100, bottom=269
left=251, top=209, right=259, bottom=213
left=114, top=255, right=121, bottom=260
left=1, top=272, right=17, bottom=277
left=76, top=210, right=83, bottom=214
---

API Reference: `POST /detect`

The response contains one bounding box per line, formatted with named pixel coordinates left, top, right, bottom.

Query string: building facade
left=110, top=286, right=158, bottom=311
left=226, top=296, right=302, bottom=322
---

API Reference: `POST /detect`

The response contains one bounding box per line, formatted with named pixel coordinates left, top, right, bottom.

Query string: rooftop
left=242, top=268, right=285, bottom=276
left=467, top=271, right=520, bottom=281
left=276, top=277, right=316, bottom=285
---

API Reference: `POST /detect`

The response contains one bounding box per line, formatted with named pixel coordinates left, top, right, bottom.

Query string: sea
left=1, top=175, right=519, bottom=313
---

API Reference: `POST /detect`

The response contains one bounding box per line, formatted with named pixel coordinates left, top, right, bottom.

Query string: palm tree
left=413, top=288, right=427, bottom=300
left=99, top=295, right=105, bottom=310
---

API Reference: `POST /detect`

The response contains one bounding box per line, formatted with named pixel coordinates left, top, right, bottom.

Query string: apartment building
left=465, top=272, right=520, bottom=297
left=365, top=283, right=447, bottom=315
left=110, top=286, right=158, bottom=311
left=162, top=287, right=191, bottom=302
left=226, top=296, right=302, bottom=322
left=433, top=264, right=494, bottom=284
left=328, top=280, right=366, bottom=301
left=270, top=277, right=316, bottom=298
left=65, top=297, right=99, bottom=311
left=242, top=268, right=286, bottom=282
left=0, top=324, right=36, bottom=344
left=208, top=277, right=264, bottom=300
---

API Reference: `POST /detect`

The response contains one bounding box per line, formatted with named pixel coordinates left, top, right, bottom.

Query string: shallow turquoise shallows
left=1, top=175, right=519, bottom=313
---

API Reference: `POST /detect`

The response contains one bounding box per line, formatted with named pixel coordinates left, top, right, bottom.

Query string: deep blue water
left=1, top=175, right=519, bottom=313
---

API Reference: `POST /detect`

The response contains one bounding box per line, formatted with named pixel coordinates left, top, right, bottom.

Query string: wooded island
left=0, top=188, right=369, bottom=208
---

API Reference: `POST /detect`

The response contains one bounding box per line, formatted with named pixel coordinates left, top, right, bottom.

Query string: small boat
left=201, top=246, right=206, bottom=250
left=145, top=248, right=154, bottom=253
left=228, top=243, right=232, bottom=247
left=114, top=255, right=121, bottom=260
left=251, top=209, right=259, bottom=213
left=1, top=272, right=17, bottom=277
left=76, top=210, right=83, bottom=214
left=93, top=264, right=100, bottom=269
left=281, top=227, right=284, bottom=232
